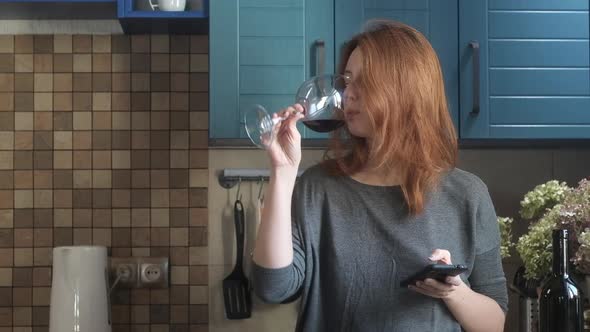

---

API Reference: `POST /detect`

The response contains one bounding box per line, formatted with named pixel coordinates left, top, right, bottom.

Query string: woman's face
left=343, top=48, right=372, bottom=138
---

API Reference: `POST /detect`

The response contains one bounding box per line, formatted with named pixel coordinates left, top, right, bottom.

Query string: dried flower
left=519, top=180, right=569, bottom=220
left=516, top=207, right=561, bottom=280
left=516, top=178, right=590, bottom=280
left=574, top=229, right=590, bottom=274
left=497, top=217, right=514, bottom=259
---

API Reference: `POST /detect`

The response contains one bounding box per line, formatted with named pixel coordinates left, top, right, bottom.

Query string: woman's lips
left=345, top=111, right=359, bottom=121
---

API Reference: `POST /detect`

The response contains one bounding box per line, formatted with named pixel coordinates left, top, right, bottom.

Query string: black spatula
left=223, top=199, right=252, bottom=319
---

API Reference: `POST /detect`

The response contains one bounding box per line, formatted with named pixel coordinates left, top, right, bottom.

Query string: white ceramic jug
left=148, top=0, right=186, bottom=11
left=49, top=246, right=111, bottom=332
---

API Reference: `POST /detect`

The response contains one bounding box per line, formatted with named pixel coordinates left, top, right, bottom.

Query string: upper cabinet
left=335, top=0, right=459, bottom=132
left=460, top=0, right=590, bottom=139
left=210, top=0, right=590, bottom=142
left=117, top=0, right=207, bottom=17
left=209, top=0, right=334, bottom=140
left=209, top=0, right=458, bottom=141
left=0, top=0, right=208, bottom=33
left=118, top=0, right=208, bottom=33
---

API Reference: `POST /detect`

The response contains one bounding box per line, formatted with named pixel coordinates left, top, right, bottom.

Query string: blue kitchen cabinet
left=0, top=0, right=206, bottom=15
left=460, top=0, right=590, bottom=139
left=209, top=0, right=334, bottom=140
left=331, top=0, right=459, bottom=138
left=0, top=0, right=208, bottom=33
left=210, top=0, right=458, bottom=141
left=211, top=0, right=590, bottom=142
left=117, top=0, right=207, bottom=18
left=117, top=0, right=208, bottom=33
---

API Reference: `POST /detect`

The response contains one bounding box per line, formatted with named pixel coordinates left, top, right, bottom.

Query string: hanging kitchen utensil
left=222, top=198, right=252, bottom=319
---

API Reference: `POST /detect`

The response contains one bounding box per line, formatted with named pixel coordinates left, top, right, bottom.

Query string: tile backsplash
left=3, top=32, right=590, bottom=332
left=0, top=34, right=209, bottom=331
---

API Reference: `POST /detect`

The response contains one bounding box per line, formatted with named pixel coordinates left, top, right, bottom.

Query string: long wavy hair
left=324, top=20, right=458, bottom=215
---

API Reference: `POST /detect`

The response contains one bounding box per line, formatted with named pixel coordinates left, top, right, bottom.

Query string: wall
left=0, top=34, right=210, bottom=332
left=208, top=147, right=590, bottom=332
left=207, top=149, right=324, bottom=332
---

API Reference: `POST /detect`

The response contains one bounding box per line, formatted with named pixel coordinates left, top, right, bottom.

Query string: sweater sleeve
left=467, top=183, right=509, bottom=313
left=251, top=178, right=308, bottom=304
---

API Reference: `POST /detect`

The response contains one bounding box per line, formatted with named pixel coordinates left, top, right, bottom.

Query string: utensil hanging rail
left=217, top=168, right=305, bottom=189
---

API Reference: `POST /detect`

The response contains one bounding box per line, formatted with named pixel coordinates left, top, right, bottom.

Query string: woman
left=252, top=20, right=508, bottom=332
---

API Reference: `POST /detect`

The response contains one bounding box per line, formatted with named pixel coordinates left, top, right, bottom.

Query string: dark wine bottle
left=539, top=229, right=584, bottom=332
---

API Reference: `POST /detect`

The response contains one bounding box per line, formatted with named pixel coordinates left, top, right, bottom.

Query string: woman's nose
left=344, top=88, right=356, bottom=105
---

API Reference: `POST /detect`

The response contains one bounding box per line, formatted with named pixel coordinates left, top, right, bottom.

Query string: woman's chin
left=343, top=120, right=370, bottom=138
left=347, top=127, right=371, bottom=139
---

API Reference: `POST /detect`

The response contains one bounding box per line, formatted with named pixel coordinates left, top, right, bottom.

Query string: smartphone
left=400, top=264, right=468, bottom=288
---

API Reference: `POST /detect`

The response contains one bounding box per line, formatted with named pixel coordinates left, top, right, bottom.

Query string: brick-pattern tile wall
left=0, top=34, right=209, bottom=332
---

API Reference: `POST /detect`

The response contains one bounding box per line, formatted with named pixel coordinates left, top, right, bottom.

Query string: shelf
left=0, top=0, right=208, bottom=33
left=116, top=0, right=208, bottom=32
left=118, top=16, right=207, bottom=34
left=0, top=0, right=114, bottom=2
left=121, top=9, right=206, bottom=18
left=118, top=0, right=207, bottom=17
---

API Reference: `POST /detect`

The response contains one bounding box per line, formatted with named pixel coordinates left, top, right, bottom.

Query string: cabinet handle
left=469, top=40, right=480, bottom=115
left=314, top=39, right=325, bottom=76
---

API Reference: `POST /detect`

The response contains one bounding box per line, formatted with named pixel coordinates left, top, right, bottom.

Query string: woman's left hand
left=408, top=249, right=465, bottom=299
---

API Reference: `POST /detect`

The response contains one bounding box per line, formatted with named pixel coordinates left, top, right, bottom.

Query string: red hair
left=324, top=20, right=458, bottom=215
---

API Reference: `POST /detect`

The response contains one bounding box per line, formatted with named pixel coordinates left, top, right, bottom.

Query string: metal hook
left=236, top=177, right=242, bottom=201
left=257, top=177, right=265, bottom=200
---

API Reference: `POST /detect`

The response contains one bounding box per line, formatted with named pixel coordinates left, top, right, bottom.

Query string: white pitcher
left=148, top=0, right=186, bottom=11
left=49, top=246, right=111, bottom=332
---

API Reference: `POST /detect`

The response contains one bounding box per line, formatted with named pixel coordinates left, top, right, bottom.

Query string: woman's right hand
left=266, top=104, right=305, bottom=170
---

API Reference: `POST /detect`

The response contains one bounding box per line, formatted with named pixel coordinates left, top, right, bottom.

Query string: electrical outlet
left=109, top=257, right=138, bottom=288
left=110, top=257, right=169, bottom=289
left=138, top=257, right=169, bottom=288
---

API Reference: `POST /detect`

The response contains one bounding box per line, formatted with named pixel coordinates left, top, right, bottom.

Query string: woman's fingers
left=275, top=105, right=304, bottom=133
left=293, top=103, right=305, bottom=114
left=425, top=249, right=464, bottom=286
left=284, top=106, right=300, bottom=129
left=293, top=104, right=305, bottom=125
left=408, top=286, right=436, bottom=298
left=409, top=284, right=448, bottom=299
left=422, top=278, right=453, bottom=291
left=428, top=249, right=452, bottom=264
left=410, top=279, right=452, bottom=299
left=445, top=276, right=462, bottom=286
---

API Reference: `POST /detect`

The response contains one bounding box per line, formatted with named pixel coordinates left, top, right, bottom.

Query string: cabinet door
left=332, top=0, right=459, bottom=136
left=209, top=0, right=333, bottom=140
left=460, top=0, right=590, bottom=139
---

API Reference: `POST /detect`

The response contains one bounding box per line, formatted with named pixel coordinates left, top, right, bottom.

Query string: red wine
left=539, top=229, right=584, bottom=332
left=302, top=119, right=345, bottom=133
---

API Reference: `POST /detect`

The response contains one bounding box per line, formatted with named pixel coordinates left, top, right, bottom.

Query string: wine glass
left=244, top=74, right=348, bottom=148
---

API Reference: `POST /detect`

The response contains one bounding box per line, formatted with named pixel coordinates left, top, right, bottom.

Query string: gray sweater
left=252, top=165, right=508, bottom=332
